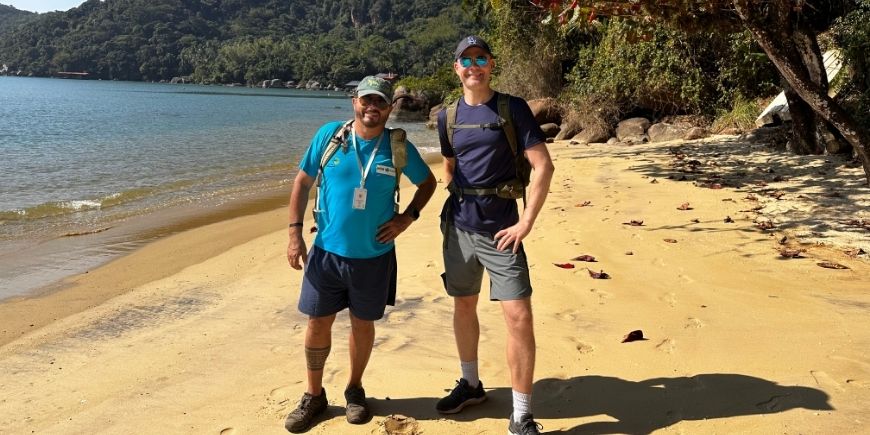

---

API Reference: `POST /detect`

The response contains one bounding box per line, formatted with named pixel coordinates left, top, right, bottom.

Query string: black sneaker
left=508, top=413, right=543, bottom=435
left=436, top=378, right=486, bottom=414
left=284, top=389, right=327, bottom=433
left=344, top=385, right=370, bottom=424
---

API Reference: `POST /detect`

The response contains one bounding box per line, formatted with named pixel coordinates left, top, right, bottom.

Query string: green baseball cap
left=355, top=76, right=393, bottom=104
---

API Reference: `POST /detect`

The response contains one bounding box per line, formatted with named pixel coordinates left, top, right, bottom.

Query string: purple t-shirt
left=438, top=92, right=546, bottom=235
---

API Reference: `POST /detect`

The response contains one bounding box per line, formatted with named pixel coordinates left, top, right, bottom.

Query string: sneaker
left=508, top=414, right=544, bottom=435
left=344, top=385, right=370, bottom=424
left=284, top=389, right=328, bottom=433
left=508, top=413, right=543, bottom=435
left=436, top=378, right=486, bottom=414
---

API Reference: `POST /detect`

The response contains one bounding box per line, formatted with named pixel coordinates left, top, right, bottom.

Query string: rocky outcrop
left=616, top=117, right=651, bottom=144
left=527, top=98, right=561, bottom=125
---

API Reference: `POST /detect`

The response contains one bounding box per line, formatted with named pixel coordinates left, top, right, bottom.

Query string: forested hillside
left=0, top=4, right=35, bottom=35
left=0, top=0, right=482, bottom=84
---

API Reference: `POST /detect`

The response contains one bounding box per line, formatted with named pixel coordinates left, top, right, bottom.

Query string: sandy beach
left=1, top=136, right=868, bottom=434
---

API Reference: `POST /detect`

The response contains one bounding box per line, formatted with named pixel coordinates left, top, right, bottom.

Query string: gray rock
left=527, top=98, right=561, bottom=125
left=573, top=125, right=610, bottom=144
left=554, top=122, right=581, bottom=141
left=648, top=122, right=690, bottom=143
left=540, top=123, right=560, bottom=138
left=616, top=117, right=651, bottom=141
left=684, top=127, right=708, bottom=140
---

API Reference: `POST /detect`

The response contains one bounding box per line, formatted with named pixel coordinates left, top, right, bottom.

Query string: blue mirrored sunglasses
left=459, top=56, right=489, bottom=68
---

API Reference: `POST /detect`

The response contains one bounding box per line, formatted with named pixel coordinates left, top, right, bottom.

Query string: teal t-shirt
left=299, top=121, right=430, bottom=259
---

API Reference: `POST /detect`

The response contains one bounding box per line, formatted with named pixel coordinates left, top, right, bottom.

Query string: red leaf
left=663, top=238, right=677, bottom=243
left=817, top=262, right=849, bottom=270
left=553, top=263, right=575, bottom=269
left=623, top=220, right=644, bottom=226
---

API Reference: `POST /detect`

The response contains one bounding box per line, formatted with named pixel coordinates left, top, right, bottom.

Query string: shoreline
left=1, top=137, right=868, bottom=434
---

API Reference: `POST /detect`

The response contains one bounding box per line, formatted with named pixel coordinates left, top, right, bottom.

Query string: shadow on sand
left=369, top=373, right=831, bottom=434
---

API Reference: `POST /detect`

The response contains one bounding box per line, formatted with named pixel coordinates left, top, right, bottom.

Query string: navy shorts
left=298, top=245, right=397, bottom=321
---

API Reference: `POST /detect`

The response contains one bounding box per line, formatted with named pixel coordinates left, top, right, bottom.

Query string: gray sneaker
left=344, top=385, right=370, bottom=424
left=436, top=379, right=486, bottom=414
left=284, top=389, right=327, bottom=433
left=508, top=413, right=543, bottom=435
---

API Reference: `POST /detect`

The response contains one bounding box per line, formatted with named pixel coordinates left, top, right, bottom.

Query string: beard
left=355, top=107, right=387, bottom=128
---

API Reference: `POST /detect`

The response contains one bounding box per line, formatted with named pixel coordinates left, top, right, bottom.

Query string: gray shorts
left=440, top=221, right=533, bottom=301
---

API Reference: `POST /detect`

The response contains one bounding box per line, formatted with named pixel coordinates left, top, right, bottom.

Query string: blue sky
left=5, top=1, right=86, bottom=13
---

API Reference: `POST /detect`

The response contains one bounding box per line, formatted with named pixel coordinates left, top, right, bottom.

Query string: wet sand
left=1, top=136, right=868, bottom=434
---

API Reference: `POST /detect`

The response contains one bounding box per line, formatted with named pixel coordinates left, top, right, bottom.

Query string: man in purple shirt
left=435, top=35, right=555, bottom=435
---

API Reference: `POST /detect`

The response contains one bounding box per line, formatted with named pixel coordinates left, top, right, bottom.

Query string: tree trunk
left=784, top=87, right=821, bottom=154
left=734, top=0, right=870, bottom=184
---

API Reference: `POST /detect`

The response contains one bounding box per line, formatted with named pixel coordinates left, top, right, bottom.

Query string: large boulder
left=616, top=117, right=651, bottom=144
left=554, top=122, right=582, bottom=141
left=392, top=86, right=430, bottom=122
left=527, top=98, right=561, bottom=125
left=572, top=125, right=610, bottom=144
left=684, top=127, right=708, bottom=140
left=647, top=122, right=691, bottom=143
left=540, top=123, right=560, bottom=138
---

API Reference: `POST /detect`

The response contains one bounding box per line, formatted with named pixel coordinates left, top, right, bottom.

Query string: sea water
left=0, top=76, right=438, bottom=299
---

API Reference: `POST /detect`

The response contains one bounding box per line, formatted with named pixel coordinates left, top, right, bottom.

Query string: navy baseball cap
left=454, top=35, right=492, bottom=59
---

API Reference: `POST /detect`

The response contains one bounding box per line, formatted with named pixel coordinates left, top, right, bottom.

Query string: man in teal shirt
left=284, top=76, right=436, bottom=432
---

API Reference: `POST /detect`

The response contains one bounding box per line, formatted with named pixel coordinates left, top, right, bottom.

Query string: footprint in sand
left=660, top=292, right=677, bottom=308
left=385, top=311, right=414, bottom=324
left=684, top=317, right=704, bottom=328
left=269, top=385, right=300, bottom=402
left=374, top=334, right=412, bottom=352
left=810, top=370, right=845, bottom=392
left=556, top=310, right=579, bottom=322
left=656, top=339, right=676, bottom=353
left=590, top=288, right=613, bottom=305
left=219, top=428, right=236, bottom=435
left=572, top=338, right=594, bottom=354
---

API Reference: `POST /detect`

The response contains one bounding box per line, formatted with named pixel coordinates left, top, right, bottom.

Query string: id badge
left=353, top=187, right=367, bottom=210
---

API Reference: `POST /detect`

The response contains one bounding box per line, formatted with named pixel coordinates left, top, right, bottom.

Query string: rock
left=270, top=78, right=282, bottom=88
left=606, top=137, right=618, bottom=145
left=719, top=127, right=742, bottom=135
left=382, top=414, right=420, bottom=435
left=554, top=122, right=581, bottom=141
left=540, top=123, right=560, bottom=138
left=572, top=125, right=610, bottom=144
left=527, top=98, right=561, bottom=125
left=616, top=117, right=651, bottom=142
left=684, top=127, right=708, bottom=140
left=648, top=122, right=691, bottom=143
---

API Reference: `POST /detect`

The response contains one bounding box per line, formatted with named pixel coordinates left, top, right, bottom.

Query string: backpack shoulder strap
left=445, top=100, right=459, bottom=151
left=319, top=120, right=353, bottom=174
left=497, top=93, right=518, bottom=157
left=389, top=128, right=407, bottom=178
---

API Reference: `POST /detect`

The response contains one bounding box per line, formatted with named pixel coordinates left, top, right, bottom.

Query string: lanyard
left=351, top=131, right=383, bottom=188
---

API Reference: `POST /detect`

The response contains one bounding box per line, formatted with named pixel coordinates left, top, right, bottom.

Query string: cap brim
left=357, top=89, right=392, bottom=105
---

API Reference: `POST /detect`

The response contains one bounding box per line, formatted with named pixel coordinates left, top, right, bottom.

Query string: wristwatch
left=407, top=206, right=420, bottom=221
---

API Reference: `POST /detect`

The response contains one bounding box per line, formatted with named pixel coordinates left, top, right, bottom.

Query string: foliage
left=831, top=0, right=870, bottom=127
left=396, top=64, right=458, bottom=102
left=712, top=95, right=761, bottom=132
left=0, top=0, right=483, bottom=84
left=0, top=4, right=35, bottom=35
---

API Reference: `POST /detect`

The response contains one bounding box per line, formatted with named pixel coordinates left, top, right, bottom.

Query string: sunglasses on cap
left=459, top=56, right=490, bottom=68
left=357, top=94, right=391, bottom=110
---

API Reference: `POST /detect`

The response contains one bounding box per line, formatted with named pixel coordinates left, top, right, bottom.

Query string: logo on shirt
left=327, top=156, right=340, bottom=167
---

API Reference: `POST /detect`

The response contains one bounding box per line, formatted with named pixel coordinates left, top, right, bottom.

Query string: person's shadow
left=369, top=374, right=832, bottom=434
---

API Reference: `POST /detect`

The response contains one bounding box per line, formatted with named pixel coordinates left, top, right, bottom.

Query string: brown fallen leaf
left=817, top=262, right=849, bottom=270
left=690, top=218, right=701, bottom=223
left=724, top=216, right=734, bottom=223
left=650, top=179, right=659, bottom=184
left=677, top=202, right=693, bottom=211
left=663, top=238, right=678, bottom=243
left=621, top=330, right=645, bottom=343
left=571, top=255, right=597, bottom=262
left=625, top=251, right=634, bottom=255
left=588, top=269, right=611, bottom=279
left=779, top=249, right=804, bottom=258
left=744, top=193, right=758, bottom=201
left=844, top=248, right=867, bottom=258
left=623, top=220, right=644, bottom=226
left=756, top=221, right=775, bottom=230
left=575, top=201, right=592, bottom=207
left=554, top=263, right=575, bottom=269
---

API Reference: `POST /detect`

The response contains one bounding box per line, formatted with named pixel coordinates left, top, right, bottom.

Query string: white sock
left=460, top=360, right=479, bottom=388
left=512, top=390, right=532, bottom=422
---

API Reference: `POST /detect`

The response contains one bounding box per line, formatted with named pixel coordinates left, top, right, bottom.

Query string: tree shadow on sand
left=370, top=373, right=831, bottom=434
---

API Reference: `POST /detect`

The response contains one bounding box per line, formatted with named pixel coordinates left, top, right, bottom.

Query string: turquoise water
left=0, top=76, right=438, bottom=299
